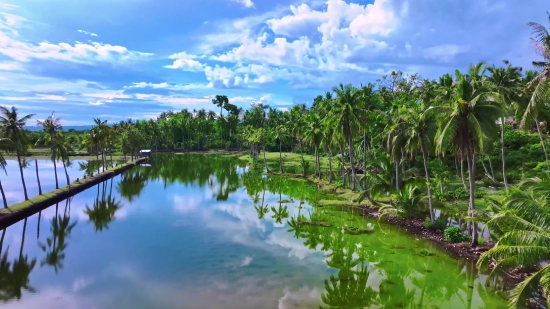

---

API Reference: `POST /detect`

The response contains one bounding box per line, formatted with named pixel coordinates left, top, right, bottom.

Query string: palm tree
left=0, top=106, right=34, bottom=201
left=487, top=61, right=523, bottom=191
left=520, top=13, right=550, bottom=170
left=304, top=112, right=323, bottom=179
left=435, top=66, right=506, bottom=246
left=212, top=95, right=228, bottom=148
left=0, top=139, right=12, bottom=208
left=273, top=125, right=286, bottom=173
left=331, top=84, right=364, bottom=191
left=477, top=177, right=550, bottom=308
left=394, top=101, right=438, bottom=225
left=36, top=112, right=62, bottom=189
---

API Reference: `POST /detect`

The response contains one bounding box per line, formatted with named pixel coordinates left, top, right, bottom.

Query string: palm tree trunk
left=299, top=139, right=306, bottom=176
left=327, top=148, right=333, bottom=183
left=339, top=144, right=346, bottom=188
left=460, top=156, right=468, bottom=191
left=263, top=143, right=268, bottom=172
left=347, top=134, right=361, bottom=191
left=315, top=145, right=320, bottom=179
left=16, top=150, right=29, bottom=200
left=363, top=131, right=367, bottom=189
left=394, top=157, right=399, bottom=191
left=535, top=119, right=550, bottom=170
left=421, top=139, right=435, bottom=225
left=0, top=179, right=8, bottom=208
left=37, top=210, right=41, bottom=239
left=35, top=159, right=42, bottom=195
left=279, top=138, right=283, bottom=173
left=466, top=145, right=478, bottom=247
left=53, top=157, right=59, bottom=189
left=62, top=160, right=70, bottom=194
left=487, top=156, right=495, bottom=180
left=500, top=118, right=509, bottom=191
left=20, top=218, right=27, bottom=257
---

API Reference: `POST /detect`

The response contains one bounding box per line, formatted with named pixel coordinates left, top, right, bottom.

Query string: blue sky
left=0, top=0, right=547, bottom=125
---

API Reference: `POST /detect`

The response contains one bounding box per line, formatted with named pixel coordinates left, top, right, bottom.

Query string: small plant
left=424, top=217, right=447, bottom=230
left=444, top=226, right=467, bottom=243
left=477, top=237, right=485, bottom=246
left=419, top=249, right=435, bottom=256
left=424, top=217, right=431, bottom=229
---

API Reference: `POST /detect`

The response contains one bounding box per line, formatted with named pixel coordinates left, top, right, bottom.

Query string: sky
left=0, top=0, right=547, bottom=125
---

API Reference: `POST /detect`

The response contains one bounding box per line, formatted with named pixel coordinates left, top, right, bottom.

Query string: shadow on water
left=0, top=154, right=509, bottom=308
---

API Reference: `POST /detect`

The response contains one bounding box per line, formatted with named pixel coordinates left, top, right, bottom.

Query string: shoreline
left=0, top=157, right=149, bottom=229
left=264, top=170, right=489, bottom=261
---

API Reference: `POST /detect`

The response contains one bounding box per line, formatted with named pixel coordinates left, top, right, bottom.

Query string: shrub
left=435, top=218, right=447, bottom=230
left=424, top=217, right=431, bottom=229
left=477, top=237, right=485, bottom=246
left=444, top=226, right=468, bottom=243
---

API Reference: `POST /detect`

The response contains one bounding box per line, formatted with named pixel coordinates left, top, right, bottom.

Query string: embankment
left=0, top=157, right=149, bottom=229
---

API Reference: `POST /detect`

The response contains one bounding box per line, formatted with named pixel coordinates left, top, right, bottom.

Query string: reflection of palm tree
left=39, top=200, right=76, bottom=273
left=320, top=263, right=378, bottom=308
left=84, top=179, right=123, bottom=231
left=117, top=169, right=146, bottom=202
left=270, top=205, right=289, bottom=224
left=6, top=218, right=37, bottom=300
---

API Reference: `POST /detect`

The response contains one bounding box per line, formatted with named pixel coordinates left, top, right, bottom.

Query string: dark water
left=0, top=154, right=507, bottom=309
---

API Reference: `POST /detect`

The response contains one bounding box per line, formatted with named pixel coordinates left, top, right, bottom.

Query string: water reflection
left=0, top=154, right=507, bottom=308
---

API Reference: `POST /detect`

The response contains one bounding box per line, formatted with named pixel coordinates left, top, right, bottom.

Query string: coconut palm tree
left=435, top=67, right=507, bottom=246
left=393, top=101, right=438, bottom=225
left=36, top=112, right=62, bottom=189
left=0, top=138, right=12, bottom=208
left=0, top=106, right=34, bottom=201
left=520, top=13, right=550, bottom=169
left=273, top=124, right=287, bottom=173
left=331, top=84, right=364, bottom=191
left=477, top=176, right=550, bottom=308
left=304, top=112, right=323, bottom=179
left=487, top=61, right=523, bottom=191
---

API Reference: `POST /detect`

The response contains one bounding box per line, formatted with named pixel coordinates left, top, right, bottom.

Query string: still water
left=0, top=154, right=507, bottom=308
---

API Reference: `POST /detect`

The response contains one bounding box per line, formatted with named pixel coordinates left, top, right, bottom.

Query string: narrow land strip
left=0, top=157, right=149, bottom=229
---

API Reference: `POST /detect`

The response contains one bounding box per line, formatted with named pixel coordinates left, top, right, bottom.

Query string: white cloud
left=231, top=0, right=255, bottom=8
left=164, top=52, right=204, bottom=72
left=88, top=100, right=108, bottom=106
left=0, top=61, right=22, bottom=71
left=423, top=44, right=470, bottom=63
left=240, top=256, right=253, bottom=267
left=125, top=81, right=208, bottom=91
left=78, top=29, right=98, bottom=37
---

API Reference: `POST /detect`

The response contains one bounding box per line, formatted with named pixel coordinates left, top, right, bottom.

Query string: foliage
left=444, top=227, right=468, bottom=243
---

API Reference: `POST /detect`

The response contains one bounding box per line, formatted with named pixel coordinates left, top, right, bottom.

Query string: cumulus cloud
left=164, top=52, right=204, bottom=72
left=77, top=29, right=98, bottom=37
left=230, top=0, right=255, bottom=8
left=423, top=44, right=470, bottom=63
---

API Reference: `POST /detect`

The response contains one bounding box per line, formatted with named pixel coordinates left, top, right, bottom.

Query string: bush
left=425, top=217, right=447, bottom=230
left=474, top=190, right=485, bottom=199
left=444, top=226, right=468, bottom=243
left=477, top=237, right=485, bottom=246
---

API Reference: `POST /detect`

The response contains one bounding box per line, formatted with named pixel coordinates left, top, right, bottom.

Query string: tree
left=435, top=67, right=506, bottom=246
left=487, top=61, right=523, bottom=191
left=212, top=95, right=229, bottom=148
left=273, top=125, right=287, bottom=173
left=331, top=84, right=364, bottom=191
left=304, top=112, right=323, bottom=179
left=0, top=106, right=34, bottom=201
left=0, top=139, right=12, bottom=208
left=36, top=112, right=62, bottom=189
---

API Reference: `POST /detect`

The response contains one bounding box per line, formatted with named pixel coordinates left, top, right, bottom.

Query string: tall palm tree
left=273, top=125, right=286, bottom=173
left=36, top=112, right=62, bottom=189
left=331, top=84, right=364, bottom=191
left=394, top=101, right=438, bottom=224
left=487, top=61, right=523, bottom=191
left=0, top=106, right=34, bottom=201
left=212, top=95, right=228, bottom=148
left=304, top=112, right=323, bottom=179
left=435, top=67, right=506, bottom=246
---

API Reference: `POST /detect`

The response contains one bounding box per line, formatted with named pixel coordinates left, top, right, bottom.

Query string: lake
left=0, top=154, right=508, bottom=308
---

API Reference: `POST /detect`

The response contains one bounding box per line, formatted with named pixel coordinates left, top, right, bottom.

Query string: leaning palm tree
left=0, top=138, right=12, bottom=208
left=435, top=67, right=506, bottom=246
left=0, top=106, right=34, bottom=201
left=520, top=13, right=550, bottom=170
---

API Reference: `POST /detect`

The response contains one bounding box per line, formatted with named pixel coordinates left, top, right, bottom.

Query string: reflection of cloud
left=278, top=286, right=323, bottom=309
left=1, top=286, right=99, bottom=309
left=174, top=194, right=202, bottom=214
left=240, top=256, right=253, bottom=267
left=71, top=276, right=95, bottom=292
left=266, top=229, right=321, bottom=260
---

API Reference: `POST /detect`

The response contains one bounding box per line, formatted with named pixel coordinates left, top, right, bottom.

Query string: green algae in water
left=0, top=154, right=509, bottom=309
